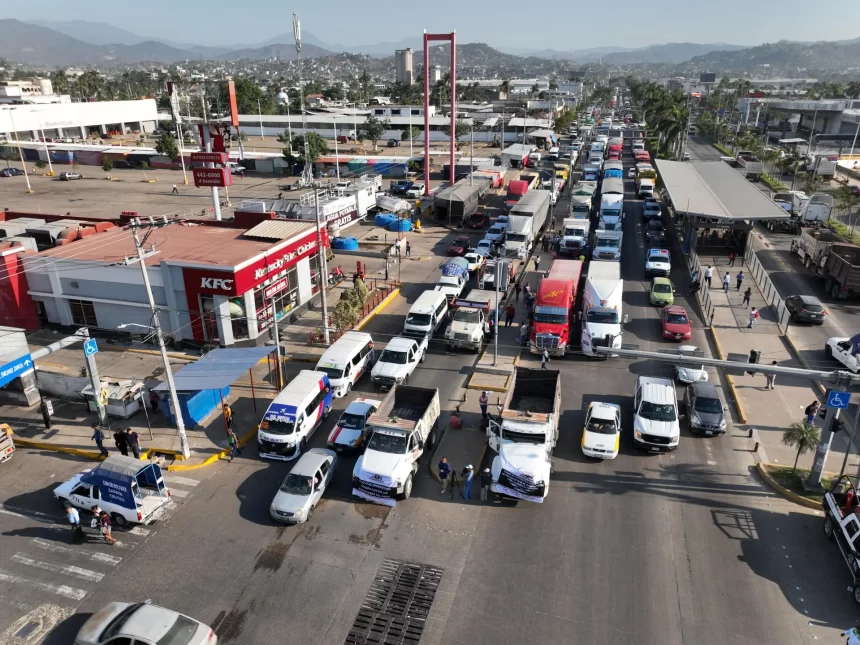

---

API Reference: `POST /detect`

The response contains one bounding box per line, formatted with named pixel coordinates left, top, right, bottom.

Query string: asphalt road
left=1, top=139, right=856, bottom=645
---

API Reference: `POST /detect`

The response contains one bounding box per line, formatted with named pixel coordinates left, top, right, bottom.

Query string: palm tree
left=835, top=187, right=860, bottom=232
left=782, top=422, right=820, bottom=473
left=846, top=81, right=860, bottom=100
left=795, top=171, right=825, bottom=195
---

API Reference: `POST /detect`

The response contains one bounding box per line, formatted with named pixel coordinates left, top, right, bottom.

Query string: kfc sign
left=193, top=167, right=232, bottom=188
left=253, top=240, right=317, bottom=280
left=200, top=277, right=234, bottom=291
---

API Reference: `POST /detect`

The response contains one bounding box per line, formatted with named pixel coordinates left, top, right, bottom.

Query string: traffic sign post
left=809, top=389, right=847, bottom=488
left=81, top=331, right=107, bottom=427
left=83, top=338, right=98, bottom=357
left=0, top=353, right=33, bottom=389
left=827, top=390, right=850, bottom=409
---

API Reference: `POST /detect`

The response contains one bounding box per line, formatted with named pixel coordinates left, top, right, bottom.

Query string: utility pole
left=313, top=188, right=330, bottom=344
left=809, top=403, right=839, bottom=488
left=81, top=328, right=107, bottom=427
left=125, top=217, right=190, bottom=458
left=294, top=11, right=314, bottom=187
left=198, top=85, right=222, bottom=221
left=470, top=124, right=474, bottom=186
left=269, top=294, right=284, bottom=390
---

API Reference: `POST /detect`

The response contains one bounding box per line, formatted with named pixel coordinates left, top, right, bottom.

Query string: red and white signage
left=191, top=152, right=227, bottom=165
left=193, top=167, right=232, bottom=188
left=264, top=277, right=289, bottom=299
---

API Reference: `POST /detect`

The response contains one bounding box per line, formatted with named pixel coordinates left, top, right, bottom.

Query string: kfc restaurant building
left=21, top=221, right=328, bottom=347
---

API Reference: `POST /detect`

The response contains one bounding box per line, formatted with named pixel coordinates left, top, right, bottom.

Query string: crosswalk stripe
left=31, top=538, right=122, bottom=566
left=11, top=554, right=104, bottom=583
left=0, top=569, right=87, bottom=600
left=48, top=525, right=135, bottom=549
left=164, top=475, right=200, bottom=487
left=168, top=488, right=189, bottom=498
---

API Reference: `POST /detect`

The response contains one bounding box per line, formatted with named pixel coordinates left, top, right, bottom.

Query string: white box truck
left=506, top=190, right=550, bottom=258
left=581, top=261, right=625, bottom=357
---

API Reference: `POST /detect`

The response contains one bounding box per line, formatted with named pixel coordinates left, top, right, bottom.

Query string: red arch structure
left=423, top=30, right=456, bottom=195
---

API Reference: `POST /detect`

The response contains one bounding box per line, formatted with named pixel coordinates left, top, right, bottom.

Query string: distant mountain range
left=682, top=39, right=860, bottom=75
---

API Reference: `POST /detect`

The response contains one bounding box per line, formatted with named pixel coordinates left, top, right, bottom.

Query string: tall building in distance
left=429, top=65, right=442, bottom=83
left=395, top=48, right=414, bottom=86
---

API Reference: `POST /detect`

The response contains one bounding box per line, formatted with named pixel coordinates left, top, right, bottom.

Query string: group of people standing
left=90, top=424, right=140, bottom=459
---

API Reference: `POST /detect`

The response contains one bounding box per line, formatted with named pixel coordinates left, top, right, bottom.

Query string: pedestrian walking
left=394, top=238, right=401, bottom=257
left=483, top=319, right=491, bottom=342
left=405, top=241, right=411, bottom=257
left=723, top=272, right=730, bottom=292
left=541, top=236, right=548, bottom=252
left=228, top=428, right=241, bottom=462
left=438, top=457, right=451, bottom=494
left=534, top=255, right=541, bottom=272
left=479, top=391, right=489, bottom=419
left=519, top=323, right=529, bottom=347
left=551, top=215, right=556, bottom=231
left=515, top=283, right=522, bottom=302
left=741, top=287, right=752, bottom=308
left=113, top=428, right=128, bottom=457
left=91, top=423, right=108, bottom=457
left=736, top=271, right=745, bottom=291
left=171, top=184, right=178, bottom=194
left=463, top=465, right=474, bottom=500
left=480, top=467, right=492, bottom=502
left=748, top=307, right=759, bottom=328
left=505, top=303, right=516, bottom=326
left=704, top=265, right=713, bottom=288
left=541, top=349, right=549, bottom=369
left=149, top=390, right=160, bottom=413
left=125, top=428, right=140, bottom=459
left=766, top=361, right=777, bottom=390
left=728, top=251, right=736, bottom=267
left=805, top=400, right=821, bottom=426
left=92, top=507, right=115, bottom=545
left=222, top=402, right=233, bottom=430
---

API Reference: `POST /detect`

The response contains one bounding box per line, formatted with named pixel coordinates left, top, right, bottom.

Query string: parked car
left=59, top=171, right=82, bottom=181
left=644, top=248, right=671, bottom=278
left=581, top=401, right=621, bottom=460
left=467, top=211, right=490, bottom=229
left=327, top=398, right=381, bottom=452
left=684, top=382, right=727, bottom=435
left=485, top=223, right=506, bottom=244
left=75, top=602, right=215, bottom=645
left=270, top=448, right=337, bottom=523
left=447, top=235, right=471, bottom=256
left=475, top=239, right=494, bottom=257
left=371, top=336, right=427, bottom=388
left=661, top=305, right=692, bottom=341
left=649, top=277, right=675, bottom=306
left=112, top=160, right=134, bottom=169
left=785, top=294, right=826, bottom=325
left=0, top=167, right=24, bottom=177
left=390, top=180, right=413, bottom=195
left=387, top=138, right=400, bottom=147
left=227, top=162, right=246, bottom=175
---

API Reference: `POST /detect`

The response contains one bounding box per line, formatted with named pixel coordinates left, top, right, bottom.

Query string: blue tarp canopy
left=154, top=347, right=275, bottom=392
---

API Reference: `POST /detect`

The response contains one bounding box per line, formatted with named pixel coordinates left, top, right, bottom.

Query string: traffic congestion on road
left=3, top=95, right=860, bottom=645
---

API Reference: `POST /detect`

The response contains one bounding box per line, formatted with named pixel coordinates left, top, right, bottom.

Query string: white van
left=404, top=290, right=448, bottom=337
left=258, top=370, right=334, bottom=461
left=315, top=331, right=375, bottom=398
left=548, top=146, right=560, bottom=160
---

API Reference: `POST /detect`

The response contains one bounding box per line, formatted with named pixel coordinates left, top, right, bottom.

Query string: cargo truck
left=487, top=368, right=561, bottom=503
left=791, top=228, right=841, bottom=268
left=581, top=261, right=625, bottom=357
left=352, top=385, right=441, bottom=505
left=506, top=190, right=550, bottom=258
left=592, top=229, right=623, bottom=261
left=445, top=295, right=494, bottom=352
left=799, top=194, right=834, bottom=223
left=531, top=260, right=583, bottom=355
left=599, top=177, right=625, bottom=230
left=505, top=179, right=529, bottom=211
left=814, top=243, right=860, bottom=299
left=560, top=217, right=590, bottom=255
left=583, top=163, right=601, bottom=182
left=772, top=191, right=809, bottom=216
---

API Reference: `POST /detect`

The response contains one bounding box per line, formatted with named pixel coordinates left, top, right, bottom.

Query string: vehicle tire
left=824, top=515, right=835, bottom=539
left=299, top=437, right=307, bottom=455
left=420, top=350, right=426, bottom=363
left=401, top=474, right=413, bottom=500
left=307, top=505, right=314, bottom=521
left=825, top=278, right=833, bottom=294
left=427, top=426, right=437, bottom=450
left=346, top=383, right=352, bottom=395
left=111, top=513, right=129, bottom=529
left=804, top=257, right=811, bottom=269
left=854, top=585, right=860, bottom=606
left=825, top=344, right=833, bottom=359
left=57, top=497, right=70, bottom=509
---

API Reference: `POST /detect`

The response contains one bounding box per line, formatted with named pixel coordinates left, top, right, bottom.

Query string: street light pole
left=33, top=110, right=54, bottom=176
left=850, top=119, right=860, bottom=160
left=333, top=117, right=340, bottom=182
left=313, top=187, right=330, bottom=344
left=8, top=110, right=33, bottom=194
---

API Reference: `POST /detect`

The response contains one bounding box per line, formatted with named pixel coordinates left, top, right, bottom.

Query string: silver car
left=270, top=448, right=337, bottom=524
left=684, top=382, right=728, bottom=435
left=76, top=602, right=215, bottom=645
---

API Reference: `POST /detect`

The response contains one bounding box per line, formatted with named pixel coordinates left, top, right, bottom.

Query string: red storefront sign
left=264, top=277, right=289, bottom=299
left=190, top=152, right=227, bottom=165
left=193, top=167, right=232, bottom=188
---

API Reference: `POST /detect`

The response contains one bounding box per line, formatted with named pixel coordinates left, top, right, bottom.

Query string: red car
left=467, top=211, right=490, bottom=229
left=661, top=305, right=692, bottom=341
left=447, top=235, right=471, bottom=256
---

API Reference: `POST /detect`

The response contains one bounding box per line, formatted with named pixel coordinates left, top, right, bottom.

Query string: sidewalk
left=701, top=252, right=860, bottom=475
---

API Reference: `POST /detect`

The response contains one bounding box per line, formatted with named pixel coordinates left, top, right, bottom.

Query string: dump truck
left=791, top=228, right=841, bottom=268
left=814, top=243, right=860, bottom=299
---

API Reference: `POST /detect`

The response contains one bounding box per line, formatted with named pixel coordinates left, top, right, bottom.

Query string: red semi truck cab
left=530, top=260, right=584, bottom=356
left=505, top=179, right=529, bottom=211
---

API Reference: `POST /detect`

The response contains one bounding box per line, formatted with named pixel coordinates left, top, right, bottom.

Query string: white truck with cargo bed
left=581, top=261, right=624, bottom=357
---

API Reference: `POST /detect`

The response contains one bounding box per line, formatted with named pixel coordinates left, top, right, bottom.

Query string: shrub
left=332, top=299, right=359, bottom=330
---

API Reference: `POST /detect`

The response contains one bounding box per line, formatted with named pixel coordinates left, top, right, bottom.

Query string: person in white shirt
left=704, top=266, right=713, bottom=288
left=722, top=272, right=730, bottom=292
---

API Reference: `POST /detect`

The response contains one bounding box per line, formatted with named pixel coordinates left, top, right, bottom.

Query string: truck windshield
left=338, top=412, right=366, bottom=430
left=639, top=401, right=677, bottom=422
left=315, top=366, right=344, bottom=380
left=367, top=432, right=408, bottom=453
left=586, top=309, right=620, bottom=324
left=280, top=474, right=313, bottom=495
left=406, top=312, right=432, bottom=326
left=597, top=238, right=620, bottom=248
left=534, top=307, right=568, bottom=324
left=502, top=429, right=545, bottom=444
left=454, top=309, right=482, bottom=323
left=506, top=233, right=527, bottom=242
left=564, top=227, right=586, bottom=237
left=379, top=349, right=407, bottom=364
left=261, top=418, right=296, bottom=435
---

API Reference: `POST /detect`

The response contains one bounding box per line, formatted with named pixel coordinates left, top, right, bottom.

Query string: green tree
left=359, top=115, right=390, bottom=151
left=229, top=77, right=268, bottom=115
left=795, top=171, right=824, bottom=195
left=782, top=421, right=820, bottom=473
left=155, top=132, right=180, bottom=161
left=322, top=85, right=344, bottom=101
left=443, top=118, right=472, bottom=145
left=332, top=298, right=359, bottom=331
left=34, top=160, right=46, bottom=171
left=49, top=69, right=70, bottom=95
left=836, top=187, right=860, bottom=223
left=74, top=70, right=105, bottom=100
left=101, top=158, right=114, bottom=176
left=281, top=132, right=329, bottom=165
left=401, top=126, right=421, bottom=141
left=554, top=108, right=576, bottom=133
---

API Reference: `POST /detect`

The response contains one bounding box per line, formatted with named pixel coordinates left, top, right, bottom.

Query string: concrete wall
left=37, top=371, right=89, bottom=398
left=0, top=100, right=158, bottom=136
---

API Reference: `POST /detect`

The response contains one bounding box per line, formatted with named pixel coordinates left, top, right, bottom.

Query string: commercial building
left=5, top=217, right=329, bottom=348
left=0, top=78, right=70, bottom=104
left=395, top=48, right=414, bottom=86
left=0, top=99, right=160, bottom=141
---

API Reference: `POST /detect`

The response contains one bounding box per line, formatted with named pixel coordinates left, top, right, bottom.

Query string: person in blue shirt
left=438, top=457, right=451, bottom=494
left=463, top=465, right=474, bottom=500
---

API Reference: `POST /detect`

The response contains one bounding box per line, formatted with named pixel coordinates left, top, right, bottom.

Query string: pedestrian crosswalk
left=0, top=472, right=204, bottom=640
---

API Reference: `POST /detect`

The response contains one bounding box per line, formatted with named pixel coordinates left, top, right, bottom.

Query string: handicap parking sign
left=83, top=338, right=98, bottom=357
left=827, top=390, right=850, bottom=410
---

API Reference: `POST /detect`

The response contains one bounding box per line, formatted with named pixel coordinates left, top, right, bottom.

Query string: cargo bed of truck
left=368, top=386, right=437, bottom=429
left=507, top=371, right=559, bottom=414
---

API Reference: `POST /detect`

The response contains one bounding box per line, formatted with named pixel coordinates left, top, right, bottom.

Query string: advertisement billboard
left=191, top=152, right=227, bottom=165
left=193, top=167, right=232, bottom=188
left=699, top=73, right=717, bottom=84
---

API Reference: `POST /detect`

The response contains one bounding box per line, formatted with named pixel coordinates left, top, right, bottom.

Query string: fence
left=688, top=248, right=714, bottom=325
left=743, top=235, right=790, bottom=332
left=308, top=281, right=398, bottom=344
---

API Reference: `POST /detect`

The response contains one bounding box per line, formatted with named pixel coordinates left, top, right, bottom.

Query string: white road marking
left=127, top=526, right=150, bottom=536
left=47, top=525, right=134, bottom=548
left=164, top=475, right=200, bottom=487
left=11, top=554, right=104, bottom=583
left=0, top=569, right=87, bottom=600
left=31, top=538, right=122, bottom=565
left=167, top=488, right=189, bottom=498
left=0, top=505, right=57, bottom=524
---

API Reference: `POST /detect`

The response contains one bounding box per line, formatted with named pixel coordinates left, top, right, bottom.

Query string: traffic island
left=756, top=462, right=829, bottom=509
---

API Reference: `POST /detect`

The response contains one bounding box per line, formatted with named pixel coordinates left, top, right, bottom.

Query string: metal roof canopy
left=154, top=347, right=275, bottom=392
left=654, top=160, right=788, bottom=221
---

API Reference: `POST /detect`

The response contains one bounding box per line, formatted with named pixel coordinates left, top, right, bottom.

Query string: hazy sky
left=5, top=0, right=860, bottom=50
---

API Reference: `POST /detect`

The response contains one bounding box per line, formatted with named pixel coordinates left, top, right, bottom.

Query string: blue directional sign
left=827, top=390, right=850, bottom=410
left=0, top=353, right=33, bottom=389
left=83, top=338, right=99, bottom=357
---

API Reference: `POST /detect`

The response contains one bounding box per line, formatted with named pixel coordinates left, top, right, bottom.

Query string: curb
left=102, top=345, right=201, bottom=362
left=466, top=372, right=511, bottom=392
left=164, top=427, right=257, bottom=471
left=12, top=435, right=155, bottom=462
left=756, top=462, right=821, bottom=510
left=708, top=326, right=748, bottom=424
left=355, top=288, right=400, bottom=331
left=783, top=333, right=827, bottom=397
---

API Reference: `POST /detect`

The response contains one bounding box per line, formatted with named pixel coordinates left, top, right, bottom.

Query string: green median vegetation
left=827, top=218, right=860, bottom=245
left=713, top=143, right=732, bottom=156
left=763, top=465, right=832, bottom=504
left=761, top=175, right=789, bottom=192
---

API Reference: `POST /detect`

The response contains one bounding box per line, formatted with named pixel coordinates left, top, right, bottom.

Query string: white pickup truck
left=370, top=336, right=427, bottom=389
left=352, top=385, right=441, bottom=505
left=445, top=297, right=492, bottom=352
left=825, top=337, right=860, bottom=373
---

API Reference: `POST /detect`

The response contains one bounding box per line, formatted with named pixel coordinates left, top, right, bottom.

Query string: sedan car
left=485, top=224, right=506, bottom=244
left=581, top=401, right=621, bottom=460
left=649, top=277, right=675, bottom=306
left=475, top=238, right=494, bottom=258
left=645, top=220, right=666, bottom=244
left=464, top=251, right=486, bottom=272
left=270, top=448, right=337, bottom=523
left=825, top=337, right=860, bottom=373
left=59, top=171, right=82, bottom=180
left=674, top=345, right=708, bottom=383
left=0, top=167, right=24, bottom=177
left=785, top=294, right=826, bottom=325
left=642, top=199, right=662, bottom=220
left=628, top=167, right=636, bottom=178
left=447, top=235, right=471, bottom=256
left=684, top=382, right=727, bottom=435
left=327, top=398, right=381, bottom=451
left=75, top=602, right=215, bottom=645
left=661, top=305, right=692, bottom=341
